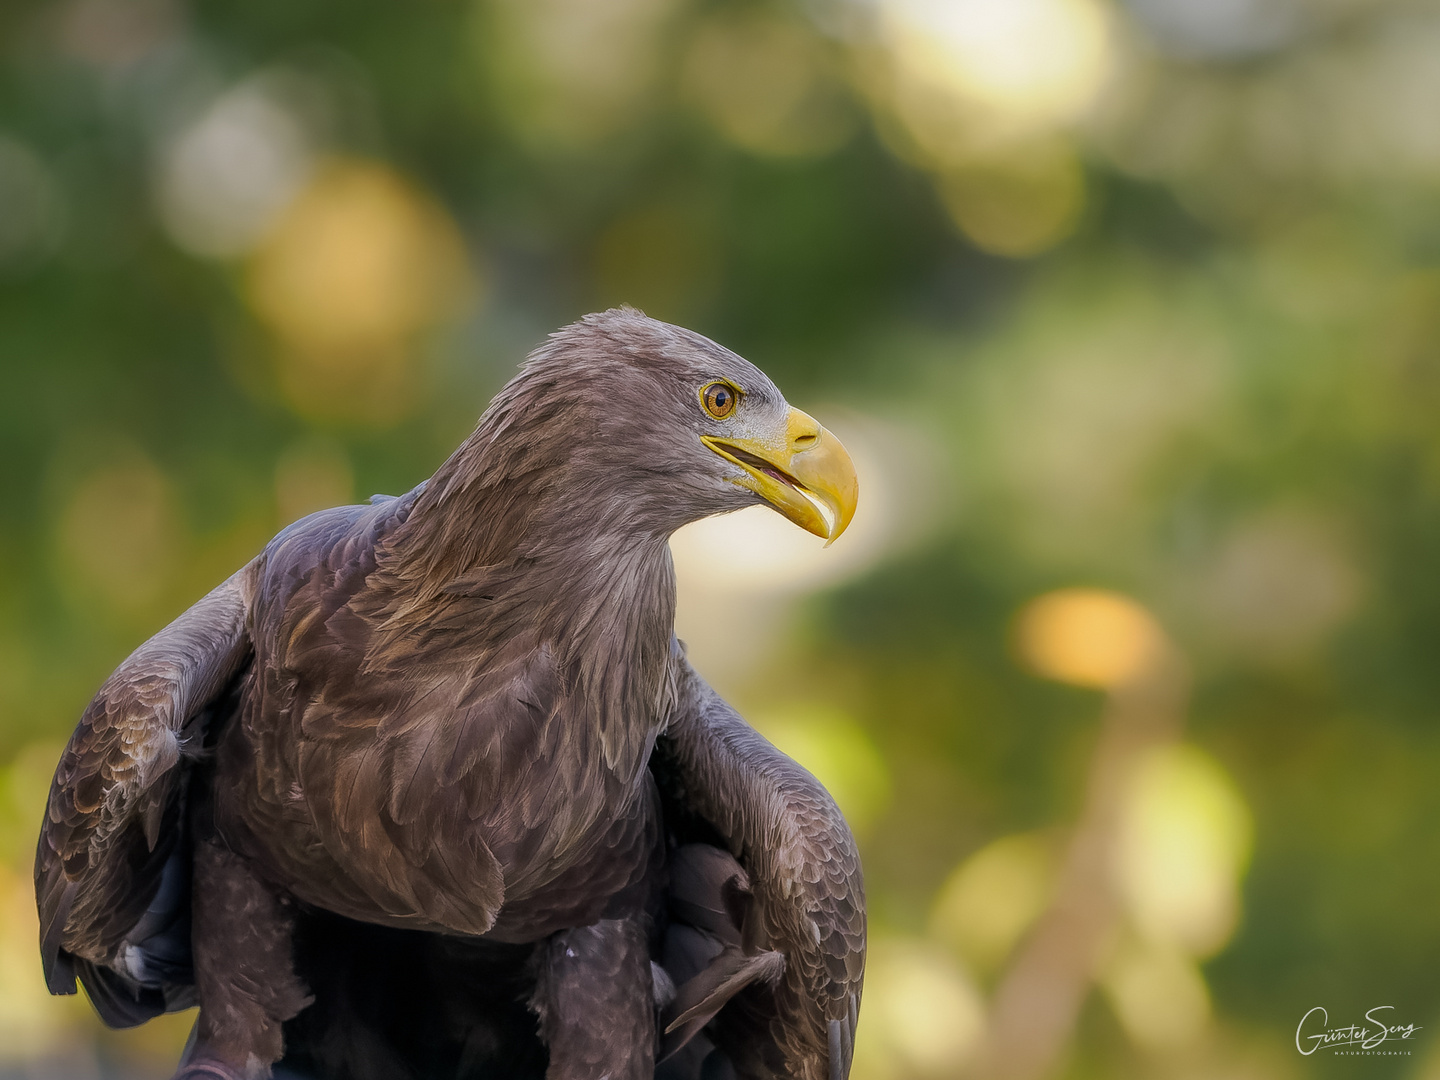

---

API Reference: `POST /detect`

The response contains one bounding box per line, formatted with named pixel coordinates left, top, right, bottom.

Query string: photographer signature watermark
left=1296, top=1006, right=1422, bottom=1056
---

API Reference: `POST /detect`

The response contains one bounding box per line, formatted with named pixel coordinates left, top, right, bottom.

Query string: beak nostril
left=793, top=433, right=818, bottom=450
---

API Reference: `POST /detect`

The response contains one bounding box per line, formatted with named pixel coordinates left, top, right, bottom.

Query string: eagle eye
left=701, top=381, right=739, bottom=419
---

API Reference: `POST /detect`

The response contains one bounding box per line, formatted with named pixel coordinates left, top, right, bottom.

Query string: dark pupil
left=712, top=388, right=729, bottom=411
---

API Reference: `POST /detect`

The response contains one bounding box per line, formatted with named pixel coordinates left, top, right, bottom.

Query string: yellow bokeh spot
left=851, top=937, right=984, bottom=1079
left=1117, top=744, right=1253, bottom=957
left=682, top=13, right=852, bottom=158
left=751, top=707, right=891, bottom=837
left=929, top=832, right=1055, bottom=974
left=246, top=158, right=474, bottom=424
left=939, top=142, right=1085, bottom=257
left=1015, top=588, right=1165, bottom=689
left=248, top=160, right=470, bottom=355
left=1101, top=937, right=1212, bottom=1051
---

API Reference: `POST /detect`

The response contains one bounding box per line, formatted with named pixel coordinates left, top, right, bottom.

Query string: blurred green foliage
left=3, top=0, right=1440, bottom=1076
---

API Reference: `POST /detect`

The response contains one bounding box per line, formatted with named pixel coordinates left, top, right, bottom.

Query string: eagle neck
left=519, top=524, right=678, bottom=777
left=379, top=470, right=679, bottom=779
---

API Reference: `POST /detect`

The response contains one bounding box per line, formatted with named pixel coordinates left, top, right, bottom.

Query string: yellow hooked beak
left=702, top=408, right=859, bottom=546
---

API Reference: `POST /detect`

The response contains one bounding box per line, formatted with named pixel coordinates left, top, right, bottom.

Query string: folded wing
left=651, top=648, right=865, bottom=1080
left=35, top=567, right=255, bottom=1025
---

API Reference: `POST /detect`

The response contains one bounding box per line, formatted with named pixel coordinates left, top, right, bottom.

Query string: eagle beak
left=702, top=408, right=859, bottom=546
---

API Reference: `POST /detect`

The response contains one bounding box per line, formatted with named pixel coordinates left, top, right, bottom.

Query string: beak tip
left=823, top=507, right=855, bottom=548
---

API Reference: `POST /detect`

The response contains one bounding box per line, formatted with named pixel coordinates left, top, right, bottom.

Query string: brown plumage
left=35, top=309, right=864, bottom=1080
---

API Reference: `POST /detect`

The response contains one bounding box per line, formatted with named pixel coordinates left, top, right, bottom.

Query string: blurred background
left=2, top=0, right=1439, bottom=1076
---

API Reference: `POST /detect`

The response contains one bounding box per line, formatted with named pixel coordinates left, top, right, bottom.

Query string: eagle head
left=498, top=307, right=859, bottom=546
